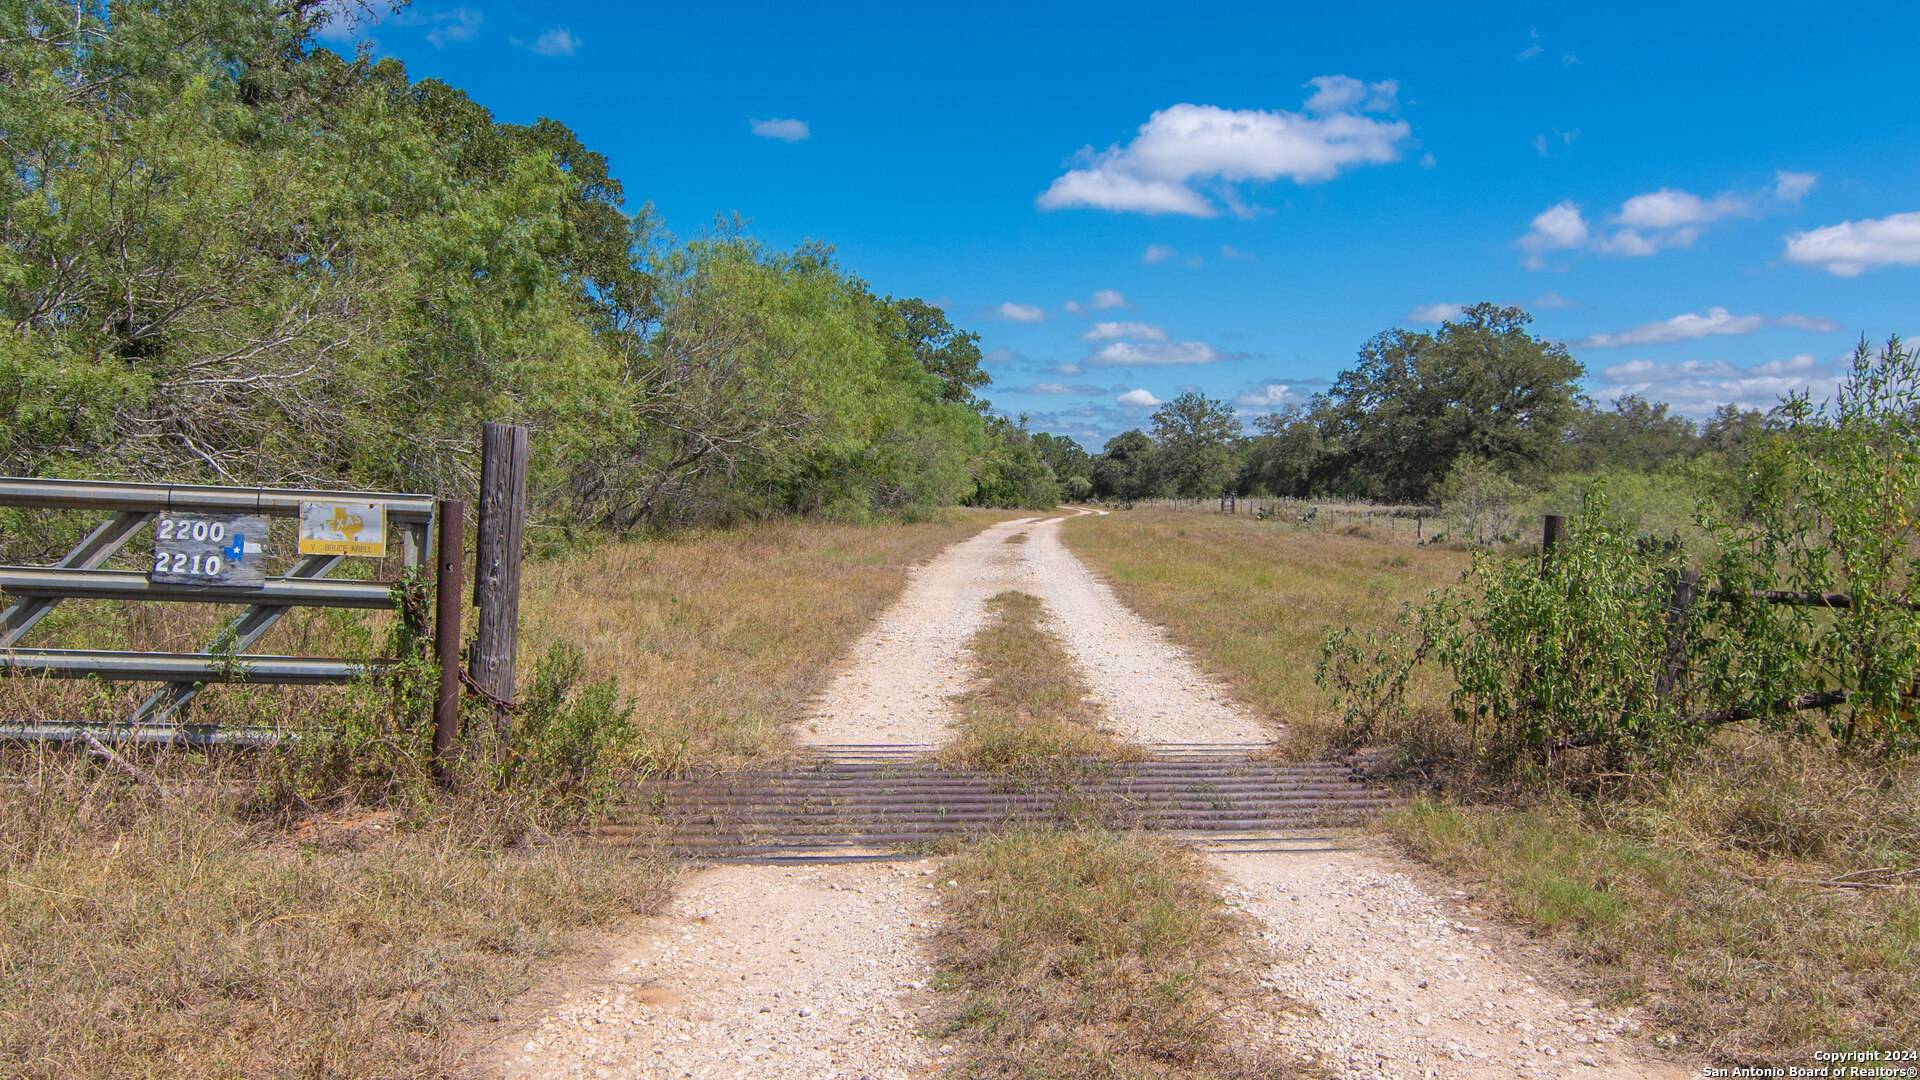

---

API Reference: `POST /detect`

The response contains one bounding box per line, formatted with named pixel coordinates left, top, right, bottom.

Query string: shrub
left=1322, top=337, right=1920, bottom=779
left=262, top=586, right=636, bottom=821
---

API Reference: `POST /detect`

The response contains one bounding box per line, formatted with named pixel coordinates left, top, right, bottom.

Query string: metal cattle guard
left=0, top=477, right=434, bottom=730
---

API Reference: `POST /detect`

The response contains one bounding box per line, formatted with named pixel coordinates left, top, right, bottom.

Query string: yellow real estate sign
left=298, top=501, right=387, bottom=557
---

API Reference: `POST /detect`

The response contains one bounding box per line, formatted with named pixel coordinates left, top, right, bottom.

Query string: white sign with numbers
left=150, top=514, right=268, bottom=587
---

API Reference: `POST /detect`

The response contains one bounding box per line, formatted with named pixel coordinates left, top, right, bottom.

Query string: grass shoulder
left=932, top=828, right=1294, bottom=1078
left=940, top=590, right=1140, bottom=774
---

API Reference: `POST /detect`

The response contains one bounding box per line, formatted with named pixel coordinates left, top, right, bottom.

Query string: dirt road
left=476, top=510, right=1687, bottom=1079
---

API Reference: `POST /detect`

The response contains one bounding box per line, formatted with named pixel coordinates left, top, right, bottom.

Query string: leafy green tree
left=1090, top=430, right=1160, bottom=501
left=1316, top=303, right=1583, bottom=500
left=0, top=0, right=1003, bottom=536
left=970, top=417, right=1061, bottom=509
left=1150, top=392, right=1242, bottom=497
left=1570, top=395, right=1699, bottom=470
left=1030, top=432, right=1093, bottom=500
left=892, top=299, right=988, bottom=407
left=1240, top=406, right=1326, bottom=497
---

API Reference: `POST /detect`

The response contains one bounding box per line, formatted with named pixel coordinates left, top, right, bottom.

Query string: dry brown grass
left=0, top=509, right=1019, bottom=1076
left=1063, top=509, right=1920, bottom=1062
left=1061, top=509, right=1465, bottom=754
left=939, top=591, right=1139, bottom=774
left=520, top=509, right=1021, bottom=770
left=1389, top=735, right=1920, bottom=1062
left=933, top=828, right=1295, bottom=1079
left=0, top=750, right=673, bottom=1079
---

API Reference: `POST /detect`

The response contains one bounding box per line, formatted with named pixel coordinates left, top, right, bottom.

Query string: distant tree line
left=1075, top=304, right=1774, bottom=506
left=0, top=0, right=1059, bottom=528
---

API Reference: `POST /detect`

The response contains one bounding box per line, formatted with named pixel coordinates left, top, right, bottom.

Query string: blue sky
left=323, top=1, right=1920, bottom=449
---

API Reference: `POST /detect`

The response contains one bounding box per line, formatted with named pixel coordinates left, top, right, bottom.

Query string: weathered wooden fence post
left=1654, top=569, right=1700, bottom=707
left=432, top=497, right=465, bottom=786
left=1541, top=514, right=1566, bottom=568
left=473, top=422, right=529, bottom=749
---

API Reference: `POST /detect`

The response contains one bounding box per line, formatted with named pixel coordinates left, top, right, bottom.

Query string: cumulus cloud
left=1037, top=78, right=1411, bottom=218
left=1518, top=201, right=1590, bottom=268
left=1533, top=290, right=1577, bottom=309
left=749, top=117, right=810, bottom=142
left=1784, top=211, right=1920, bottom=277
left=1142, top=244, right=1179, bottom=265
left=1234, top=383, right=1294, bottom=407
left=529, top=28, right=579, bottom=56
left=1520, top=172, right=1819, bottom=267
left=1775, top=170, right=1818, bottom=202
left=990, top=302, right=1046, bottom=323
left=1594, top=353, right=1843, bottom=415
left=1409, top=302, right=1465, bottom=324
left=1081, top=321, right=1168, bottom=342
left=1117, top=388, right=1164, bottom=407
left=1064, top=289, right=1129, bottom=314
left=1219, top=244, right=1255, bottom=261
left=1087, top=341, right=1221, bottom=367
left=1574, top=308, right=1839, bottom=349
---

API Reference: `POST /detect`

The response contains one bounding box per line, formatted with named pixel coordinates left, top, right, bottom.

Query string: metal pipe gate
left=0, top=477, right=435, bottom=733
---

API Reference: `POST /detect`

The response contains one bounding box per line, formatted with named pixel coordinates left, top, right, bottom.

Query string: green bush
left=262, top=587, right=635, bottom=821
left=1321, top=337, right=1920, bottom=779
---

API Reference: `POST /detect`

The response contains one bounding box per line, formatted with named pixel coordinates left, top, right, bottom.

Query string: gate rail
left=0, top=477, right=435, bottom=730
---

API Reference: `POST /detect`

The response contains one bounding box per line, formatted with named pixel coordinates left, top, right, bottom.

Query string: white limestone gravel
left=474, top=508, right=1697, bottom=1080
left=1214, top=846, right=1692, bottom=1080
left=481, top=862, right=946, bottom=1080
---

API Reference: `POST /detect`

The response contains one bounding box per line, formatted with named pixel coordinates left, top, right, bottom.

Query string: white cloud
left=1409, top=302, right=1465, bottom=324
left=530, top=28, right=579, bottom=56
left=1086, top=341, right=1221, bottom=367
left=1418, top=151, right=1437, bottom=169
left=1532, top=290, right=1577, bottom=309
left=1024, top=382, right=1104, bottom=396
left=1219, top=244, right=1256, bottom=261
left=1594, top=353, right=1842, bottom=415
left=1234, top=383, right=1293, bottom=407
left=1302, top=75, right=1400, bottom=114
left=1081, top=321, right=1167, bottom=342
left=1037, top=80, right=1411, bottom=218
left=1574, top=307, right=1838, bottom=349
left=1775, top=170, right=1818, bottom=202
left=749, top=117, right=810, bottom=142
left=1517, top=28, right=1544, bottom=61
left=1141, top=244, right=1201, bottom=268
left=990, top=302, right=1046, bottom=323
left=1518, top=201, right=1590, bottom=267
left=1064, top=289, right=1129, bottom=313
left=1616, top=188, right=1745, bottom=229
left=1784, top=211, right=1920, bottom=277
left=1522, top=173, right=1821, bottom=266
left=424, top=7, right=482, bottom=46
left=981, top=347, right=1021, bottom=366
left=1116, top=388, right=1164, bottom=407
left=1053, top=362, right=1084, bottom=376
